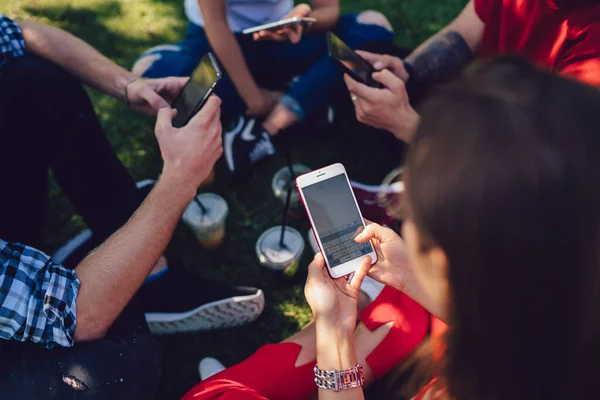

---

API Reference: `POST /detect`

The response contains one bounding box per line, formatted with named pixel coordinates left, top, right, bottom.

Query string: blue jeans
left=137, top=14, right=393, bottom=120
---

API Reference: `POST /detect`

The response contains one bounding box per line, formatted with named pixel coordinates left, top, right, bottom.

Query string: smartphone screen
left=303, top=174, right=374, bottom=268
left=328, top=33, right=376, bottom=86
left=171, top=54, right=219, bottom=128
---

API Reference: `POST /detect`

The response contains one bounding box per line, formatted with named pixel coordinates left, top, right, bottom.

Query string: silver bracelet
left=314, top=364, right=364, bottom=392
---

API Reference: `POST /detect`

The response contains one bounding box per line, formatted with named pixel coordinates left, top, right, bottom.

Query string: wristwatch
left=314, top=364, right=364, bottom=392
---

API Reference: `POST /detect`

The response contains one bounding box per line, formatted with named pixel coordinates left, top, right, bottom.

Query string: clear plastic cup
left=183, top=193, right=229, bottom=250
left=376, top=167, right=405, bottom=221
left=256, top=226, right=305, bottom=277
left=272, top=164, right=311, bottom=218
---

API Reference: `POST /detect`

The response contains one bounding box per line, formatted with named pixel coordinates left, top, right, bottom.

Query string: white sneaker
left=307, top=228, right=384, bottom=301
left=199, top=357, right=226, bottom=381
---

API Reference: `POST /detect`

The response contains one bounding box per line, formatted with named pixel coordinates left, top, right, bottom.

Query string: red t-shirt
left=474, top=0, right=600, bottom=86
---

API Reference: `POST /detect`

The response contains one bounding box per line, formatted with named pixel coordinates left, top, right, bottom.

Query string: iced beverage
left=183, top=193, right=229, bottom=249
left=256, top=226, right=305, bottom=277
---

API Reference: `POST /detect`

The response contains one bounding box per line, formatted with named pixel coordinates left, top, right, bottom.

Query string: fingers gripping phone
left=326, top=32, right=383, bottom=89
left=241, top=17, right=317, bottom=35
left=297, top=163, right=377, bottom=278
left=171, top=52, right=222, bottom=128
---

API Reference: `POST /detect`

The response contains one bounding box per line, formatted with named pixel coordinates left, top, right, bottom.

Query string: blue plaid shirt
left=0, top=13, right=25, bottom=71
left=0, top=240, right=80, bottom=349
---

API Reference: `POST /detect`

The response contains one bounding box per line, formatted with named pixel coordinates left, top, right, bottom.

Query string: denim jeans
left=137, top=14, right=394, bottom=120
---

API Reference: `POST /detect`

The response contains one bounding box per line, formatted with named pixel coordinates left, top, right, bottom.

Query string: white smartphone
left=296, top=163, right=377, bottom=278
left=241, top=17, right=317, bottom=35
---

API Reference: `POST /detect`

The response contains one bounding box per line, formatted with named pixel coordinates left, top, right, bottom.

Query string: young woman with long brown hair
left=184, top=57, right=600, bottom=400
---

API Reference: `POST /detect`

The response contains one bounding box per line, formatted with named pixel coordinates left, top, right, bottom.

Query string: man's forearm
left=404, top=1, right=483, bottom=92
left=73, top=175, right=196, bottom=341
left=205, top=22, right=260, bottom=106
left=18, top=20, right=135, bottom=100
left=405, top=30, right=473, bottom=93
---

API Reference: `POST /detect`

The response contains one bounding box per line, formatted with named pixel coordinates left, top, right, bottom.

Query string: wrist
left=157, top=170, right=198, bottom=203
left=114, top=73, right=137, bottom=101
left=316, top=324, right=357, bottom=370
left=393, top=109, right=420, bottom=143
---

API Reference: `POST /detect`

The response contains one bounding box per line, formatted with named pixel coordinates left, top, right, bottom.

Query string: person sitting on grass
left=344, top=0, right=600, bottom=143
left=0, top=14, right=264, bottom=400
left=179, top=57, right=600, bottom=400
left=132, top=0, right=394, bottom=179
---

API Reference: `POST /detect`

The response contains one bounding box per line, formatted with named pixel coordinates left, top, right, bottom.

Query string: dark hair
left=405, top=57, right=600, bottom=399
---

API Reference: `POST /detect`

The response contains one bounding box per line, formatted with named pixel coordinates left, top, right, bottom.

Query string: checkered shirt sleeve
left=0, top=239, right=80, bottom=349
left=0, top=14, right=26, bottom=71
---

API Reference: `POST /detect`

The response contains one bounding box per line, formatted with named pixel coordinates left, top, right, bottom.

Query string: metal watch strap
left=314, top=364, right=364, bottom=392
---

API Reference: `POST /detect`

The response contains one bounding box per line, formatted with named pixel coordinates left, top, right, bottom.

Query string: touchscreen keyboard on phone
left=321, top=225, right=372, bottom=267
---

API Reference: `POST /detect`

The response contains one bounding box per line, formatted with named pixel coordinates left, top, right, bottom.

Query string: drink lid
left=183, top=193, right=229, bottom=228
left=272, top=164, right=311, bottom=201
left=256, top=226, right=305, bottom=270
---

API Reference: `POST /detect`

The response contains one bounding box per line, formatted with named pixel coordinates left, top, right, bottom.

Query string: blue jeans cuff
left=280, top=94, right=306, bottom=120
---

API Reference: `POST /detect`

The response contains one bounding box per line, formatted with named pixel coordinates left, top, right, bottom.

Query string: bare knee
left=131, top=53, right=162, bottom=76
left=357, top=10, right=394, bottom=32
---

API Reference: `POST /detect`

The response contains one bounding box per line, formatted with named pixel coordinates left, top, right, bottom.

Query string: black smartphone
left=326, top=32, right=383, bottom=88
left=171, top=52, right=222, bottom=128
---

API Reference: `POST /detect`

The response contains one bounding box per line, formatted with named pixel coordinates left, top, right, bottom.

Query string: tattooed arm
left=344, top=1, right=484, bottom=142
left=405, top=1, right=484, bottom=97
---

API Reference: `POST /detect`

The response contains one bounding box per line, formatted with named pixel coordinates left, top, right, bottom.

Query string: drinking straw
left=279, top=186, right=293, bottom=248
left=285, top=151, right=297, bottom=181
left=193, top=196, right=208, bottom=215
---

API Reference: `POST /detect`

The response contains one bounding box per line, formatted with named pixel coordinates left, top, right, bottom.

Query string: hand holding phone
left=297, top=163, right=377, bottom=278
left=156, top=95, right=223, bottom=189
left=304, top=251, right=372, bottom=333
left=242, top=17, right=317, bottom=36
left=327, top=32, right=383, bottom=88
left=171, top=52, right=222, bottom=128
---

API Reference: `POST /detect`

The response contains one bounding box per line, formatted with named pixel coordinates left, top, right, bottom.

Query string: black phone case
left=326, top=33, right=384, bottom=89
left=171, top=52, right=223, bottom=128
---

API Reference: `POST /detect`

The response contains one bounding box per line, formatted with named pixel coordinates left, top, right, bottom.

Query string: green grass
left=6, top=1, right=464, bottom=398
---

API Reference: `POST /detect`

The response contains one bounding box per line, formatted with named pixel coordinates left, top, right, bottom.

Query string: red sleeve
left=557, top=12, right=600, bottom=87
left=473, top=0, right=493, bottom=24
left=181, top=379, right=268, bottom=400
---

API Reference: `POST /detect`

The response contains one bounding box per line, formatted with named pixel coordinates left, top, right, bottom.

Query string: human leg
left=133, top=23, right=246, bottom=115
left=0, top=298, right=162, bottom=400
left=223, top=13, right=395, bottom=177
left=0, top=54, right=141, bottom=248
left=263, top=12, right=395, bottom=135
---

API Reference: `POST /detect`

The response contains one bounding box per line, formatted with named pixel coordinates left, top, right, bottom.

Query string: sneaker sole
left=145, top=289, right=265, bottom=334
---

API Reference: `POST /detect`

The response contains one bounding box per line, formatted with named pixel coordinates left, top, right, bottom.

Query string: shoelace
left=249, top=136, right=275, bottom=163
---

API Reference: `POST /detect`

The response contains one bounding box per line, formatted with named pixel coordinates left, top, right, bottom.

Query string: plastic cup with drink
left=183, top=193, right=229, bottom=250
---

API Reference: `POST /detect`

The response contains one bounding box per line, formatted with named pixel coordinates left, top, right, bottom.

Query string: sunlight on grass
left=278, top=298, right=314, bottom=328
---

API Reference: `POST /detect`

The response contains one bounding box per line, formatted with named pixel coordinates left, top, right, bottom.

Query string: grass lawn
left=5, top=0, right=465, bottom=398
